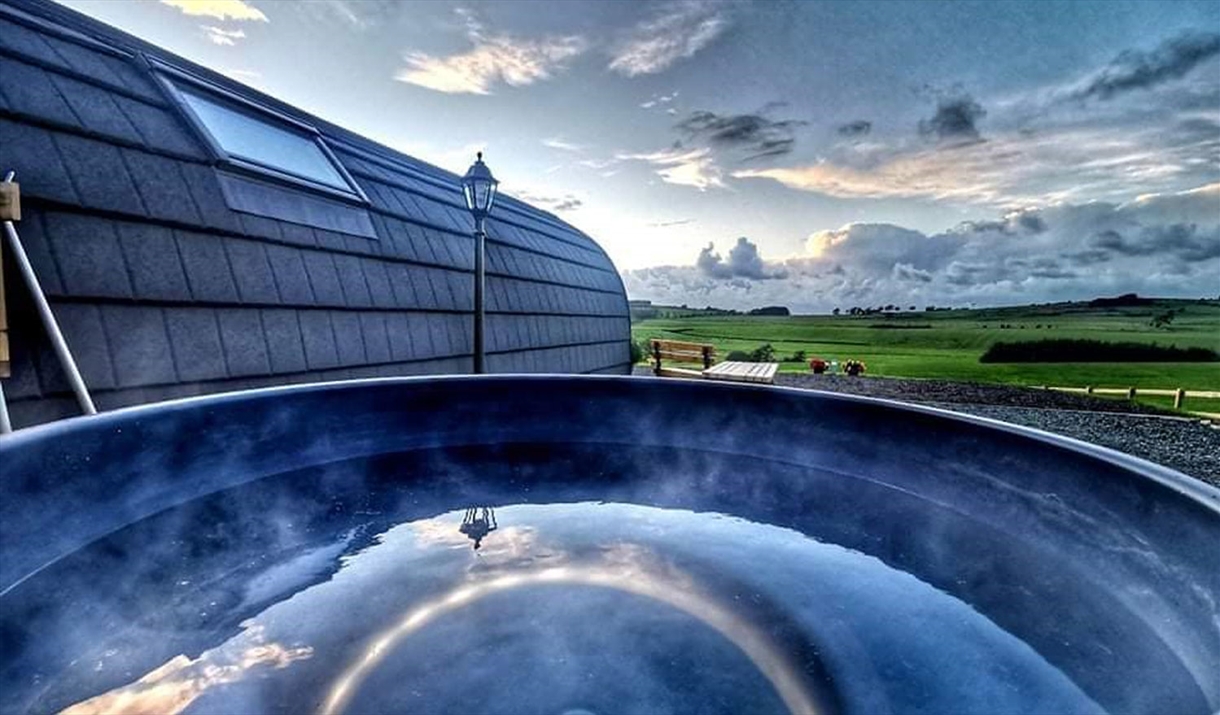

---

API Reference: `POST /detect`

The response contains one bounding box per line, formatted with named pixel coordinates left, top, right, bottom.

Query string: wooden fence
left=1042, top=385, right=1220, bottom=417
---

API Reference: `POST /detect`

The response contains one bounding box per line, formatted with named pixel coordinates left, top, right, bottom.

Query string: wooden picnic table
left=648, top=339, right=779, bottom=385
left=703, top=360, right=779, bottom=384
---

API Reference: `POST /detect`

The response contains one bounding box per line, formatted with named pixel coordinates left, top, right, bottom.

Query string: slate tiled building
left=0, top=0, right=631, bottom=429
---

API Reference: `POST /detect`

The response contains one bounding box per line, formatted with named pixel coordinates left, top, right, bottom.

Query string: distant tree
left=925, top=305, right=936, bottom=311
left=832, top=307, right=840, bottom=316
left=909, top=305, right=917, bottom=311
left=1089, top=293, right=1148, bottom=308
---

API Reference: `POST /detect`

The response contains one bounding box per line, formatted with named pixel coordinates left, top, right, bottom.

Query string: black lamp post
left=461, top=152, right=499, bottom=374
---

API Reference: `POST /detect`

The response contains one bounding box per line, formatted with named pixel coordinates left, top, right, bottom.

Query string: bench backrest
left=650, top=339, right=715, bottom=366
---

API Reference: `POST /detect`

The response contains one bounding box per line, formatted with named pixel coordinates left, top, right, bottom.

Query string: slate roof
left=0, top=0, right=631, bottom=428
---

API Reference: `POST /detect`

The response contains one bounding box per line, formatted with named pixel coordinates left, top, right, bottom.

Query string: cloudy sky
left=60, top=0, right=1220, bottom=312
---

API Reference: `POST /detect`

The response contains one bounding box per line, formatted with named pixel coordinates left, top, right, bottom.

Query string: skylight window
left=167, top=78, right=362, bottom=199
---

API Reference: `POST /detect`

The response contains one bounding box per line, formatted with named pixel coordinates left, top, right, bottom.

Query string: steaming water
left=1, top=444, right=1107, bottom=715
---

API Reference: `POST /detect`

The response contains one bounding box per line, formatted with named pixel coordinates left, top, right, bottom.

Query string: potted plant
left=843, top=359, right=866, bottom=377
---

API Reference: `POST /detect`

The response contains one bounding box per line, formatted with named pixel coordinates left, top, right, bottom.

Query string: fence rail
left=1042, top=385, right=1220, bottom=412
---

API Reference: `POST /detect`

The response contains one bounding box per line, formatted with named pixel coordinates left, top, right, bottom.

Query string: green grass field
left=631, top=299, right=1220, bottom=414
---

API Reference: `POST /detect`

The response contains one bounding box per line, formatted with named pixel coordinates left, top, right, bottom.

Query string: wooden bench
left=649, top=339, right=779, bottom=385
left=650, top=339, right=714, bottom=379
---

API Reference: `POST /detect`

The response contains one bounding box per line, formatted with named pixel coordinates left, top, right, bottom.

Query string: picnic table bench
left=649, top=339, right=779, bottom=385
left=703, top=360, right=779, bottom=384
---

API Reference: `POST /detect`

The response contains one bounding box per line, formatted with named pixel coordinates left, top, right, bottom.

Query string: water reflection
left=58, top=625, right=311, bottom=715
left=318, top=547, right=820, bottom=715
left=459, top=506, right=498, bottom=550
left=48, top=501, right=1102, bottom=715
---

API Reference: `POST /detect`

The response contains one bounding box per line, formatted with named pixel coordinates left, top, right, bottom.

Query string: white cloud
left=201, top=26, right=246, bottom=46
left=298, top=0, right=395, bottom=29
left=609, top=1, right=728, bottom=76
left=640, top=90, right=680, bottom=109
left=616, top=147, right=724, bottom=190
left=160, top=0, right=267, bottom=22
left=221, top=68, right=262, bottom=85
left=512, top=188, right=584, bottom=213
left=698, top=237, right=786, bottom=279
left=621, top=183, right=1220, bottom=312
left=734, top=117, right=1219, bottom=208
left=735, top=43, right=1218, bottom=210
left=577, top=158, right=619, bottom=170
left=395, top=10, right=586, bottom=94
left=542, top=137, right=584, bottom=152
left=390, top=140, right=486, bottom=175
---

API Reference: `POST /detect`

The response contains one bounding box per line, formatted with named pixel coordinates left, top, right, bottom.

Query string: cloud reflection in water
left=59, top=625, right=312, bottom=715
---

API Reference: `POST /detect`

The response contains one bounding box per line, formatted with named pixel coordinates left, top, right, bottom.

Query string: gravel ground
left=919, top=403, right=1220, bottom=486
left=776, top=373, right=1174, bottom=413
left=631, top=367, right=1220, bottom=486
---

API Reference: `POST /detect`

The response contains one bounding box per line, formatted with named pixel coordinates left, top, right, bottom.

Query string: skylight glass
left=175, top=84, right=353, bottom=193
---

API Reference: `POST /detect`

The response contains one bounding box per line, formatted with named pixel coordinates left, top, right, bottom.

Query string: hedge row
left=980, top=339, right=1218, bottom=363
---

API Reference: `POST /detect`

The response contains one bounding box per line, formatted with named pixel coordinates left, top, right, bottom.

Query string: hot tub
left=1, top=376, right=1217, bottom=714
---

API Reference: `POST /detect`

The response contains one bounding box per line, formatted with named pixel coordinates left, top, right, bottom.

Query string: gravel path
left=631, top=367, right=1219, bottom=486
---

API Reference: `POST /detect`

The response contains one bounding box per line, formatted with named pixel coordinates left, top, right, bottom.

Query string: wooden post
left=0, top=222, right=7, bottom=379
left=1085, top=385, right=1093, bottom=395
left=701, top=345, right=712, bottom=369
left=0, top=182, right=12, bottom=379
left=1127, top=386, right=1136, bottom=400
left=1174, top=388, right=1184, bottom=410
left=652, top=340, right=662, bottom=376
left=0, top=181, right=19, bottom=222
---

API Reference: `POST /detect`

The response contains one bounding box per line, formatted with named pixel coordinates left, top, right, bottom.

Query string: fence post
left=1085, top=385, right=1093, bottom=395
left=1127, top=386, right=1136, bottom=400
left=1174, top=388, right=1184, bottom=410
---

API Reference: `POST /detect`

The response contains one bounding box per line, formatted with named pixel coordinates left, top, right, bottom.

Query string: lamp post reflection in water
left=460, top=506, right=498, bottom=550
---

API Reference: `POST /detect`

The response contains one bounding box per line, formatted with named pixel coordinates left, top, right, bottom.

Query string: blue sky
left=59, top=0, right=1220, bottom=311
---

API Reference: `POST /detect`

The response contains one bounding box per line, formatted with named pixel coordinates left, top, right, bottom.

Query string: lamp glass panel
left=474, top=181, right=491, bottom=212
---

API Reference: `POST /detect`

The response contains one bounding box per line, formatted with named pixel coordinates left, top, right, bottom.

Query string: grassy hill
left=631, top=298, right=1220, bottom=413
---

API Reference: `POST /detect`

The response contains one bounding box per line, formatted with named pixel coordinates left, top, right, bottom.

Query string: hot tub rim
left=2, top=374, right=1216, bottom=510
